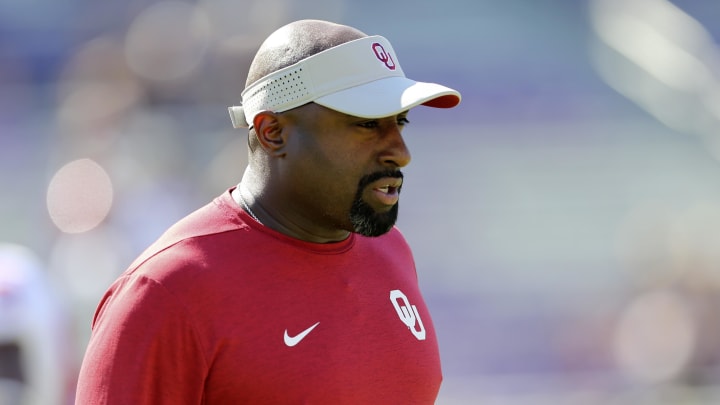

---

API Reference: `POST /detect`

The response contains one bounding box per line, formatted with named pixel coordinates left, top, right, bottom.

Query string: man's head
left=231, top=20, right=460, bottom=240
left=229, top=19, right=460, bottom=131
left=245, top=20, right=366, bottom=89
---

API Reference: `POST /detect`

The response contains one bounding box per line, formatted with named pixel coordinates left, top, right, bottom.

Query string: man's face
left=281, top=103, right=412, bottom=237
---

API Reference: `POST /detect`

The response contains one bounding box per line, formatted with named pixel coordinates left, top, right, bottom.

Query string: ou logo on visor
left=390, top=289, right=426, bottom=340
left=372, top=43, right=396, bottom=70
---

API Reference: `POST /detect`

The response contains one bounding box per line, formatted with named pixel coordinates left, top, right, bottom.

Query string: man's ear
left=252, top=111, right=287, bottom=157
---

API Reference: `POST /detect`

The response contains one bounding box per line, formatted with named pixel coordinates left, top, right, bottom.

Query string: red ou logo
left=372, top=43, right=396, bottom=70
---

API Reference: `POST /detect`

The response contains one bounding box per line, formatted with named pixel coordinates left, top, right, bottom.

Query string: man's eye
left=358, top=121, right=379, bottom=129
left=357, top=117, right=409, bottom=129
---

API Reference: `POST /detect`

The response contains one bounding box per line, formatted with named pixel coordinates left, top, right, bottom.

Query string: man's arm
left=75, top=274, right=208, bottom=404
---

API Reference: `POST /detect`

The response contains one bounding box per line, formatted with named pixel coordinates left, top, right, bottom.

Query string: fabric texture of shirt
left=75, top=189, right=441, bottom=404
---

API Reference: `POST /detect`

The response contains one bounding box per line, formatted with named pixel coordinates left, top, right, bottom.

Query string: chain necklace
left=236, top=185, right=262, bottom=224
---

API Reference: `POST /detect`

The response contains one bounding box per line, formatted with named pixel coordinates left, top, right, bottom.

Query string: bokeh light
left=125, top=1, right=211, bottom=82
left=56, top=36, right=143, bottom=147
left=46, top=159, right=114, bottom=234
left=613, top=289, right=696, bottom=384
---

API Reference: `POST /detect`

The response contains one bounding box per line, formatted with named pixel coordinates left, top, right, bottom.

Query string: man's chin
left=350, top=202, right=399, bottom=237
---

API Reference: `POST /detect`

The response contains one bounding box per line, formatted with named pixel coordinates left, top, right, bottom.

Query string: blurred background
left=2, top=0, right=720, bottom=403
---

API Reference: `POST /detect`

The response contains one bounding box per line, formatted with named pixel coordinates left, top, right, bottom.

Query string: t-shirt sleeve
left=75, top=274, right=209, bottom=404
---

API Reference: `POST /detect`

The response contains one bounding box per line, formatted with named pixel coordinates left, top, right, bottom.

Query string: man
left=76, top=19, right=460, bottom=404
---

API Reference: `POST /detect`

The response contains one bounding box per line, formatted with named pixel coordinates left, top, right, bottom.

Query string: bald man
left=76, top=20, right=460, bottom=404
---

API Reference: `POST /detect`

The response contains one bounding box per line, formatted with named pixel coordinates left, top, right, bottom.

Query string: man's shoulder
left=125, top=191, right=250, bottom=277
left=166, top=191, right=247, bottom=242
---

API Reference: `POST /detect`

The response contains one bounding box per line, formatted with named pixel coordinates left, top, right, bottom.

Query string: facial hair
left=349, top=170, right=403, bottom=237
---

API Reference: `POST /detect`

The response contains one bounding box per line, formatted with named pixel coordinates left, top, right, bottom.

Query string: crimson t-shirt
left=76, top=189, right=441, bottom=404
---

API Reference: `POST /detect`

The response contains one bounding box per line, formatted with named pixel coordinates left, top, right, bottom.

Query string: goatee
left=349, top=170, right=403, bottom=237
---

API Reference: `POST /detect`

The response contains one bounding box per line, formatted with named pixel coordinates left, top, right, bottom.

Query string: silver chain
left=237, top=187, right=262, bottom=224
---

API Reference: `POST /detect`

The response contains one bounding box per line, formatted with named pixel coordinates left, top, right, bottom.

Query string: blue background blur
left=3, top=0, right=720, bottom=403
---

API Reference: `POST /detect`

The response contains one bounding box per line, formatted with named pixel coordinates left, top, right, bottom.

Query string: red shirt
left=76, top=189, right=441, bottom=404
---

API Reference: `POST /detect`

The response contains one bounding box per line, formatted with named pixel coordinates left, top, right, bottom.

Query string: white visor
left=228, top=35, right=461, bottom=128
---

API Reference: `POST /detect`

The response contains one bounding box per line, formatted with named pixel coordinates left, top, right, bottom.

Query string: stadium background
left=3, top=0, right=720, bottom=403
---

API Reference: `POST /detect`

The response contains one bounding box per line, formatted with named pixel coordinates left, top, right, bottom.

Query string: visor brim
left=314, top=77, right=461, bottom=119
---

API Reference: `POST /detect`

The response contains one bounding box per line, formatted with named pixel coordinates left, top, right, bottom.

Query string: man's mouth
left=369, top=178, right=403, bottom=206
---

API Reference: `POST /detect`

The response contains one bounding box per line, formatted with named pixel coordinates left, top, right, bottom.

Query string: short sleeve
left=75, top=274, right=209, bottom=404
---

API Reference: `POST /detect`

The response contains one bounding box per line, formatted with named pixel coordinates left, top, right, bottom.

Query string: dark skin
left=245, top=20, right=366, bottom=87
left=238, top=20, right=413, bottom=243
left=240, top=103, right=411, bottom=243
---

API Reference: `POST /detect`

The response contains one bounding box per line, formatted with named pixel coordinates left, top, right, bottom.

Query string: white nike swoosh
left=284, top=322, right=320, bottom=347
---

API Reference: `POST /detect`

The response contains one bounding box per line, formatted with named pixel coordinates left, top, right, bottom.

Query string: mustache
left=357, top=169, right=404, bottom=190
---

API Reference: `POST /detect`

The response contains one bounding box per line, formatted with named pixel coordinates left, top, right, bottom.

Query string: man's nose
left=379, top=125, right=412, bottom=168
